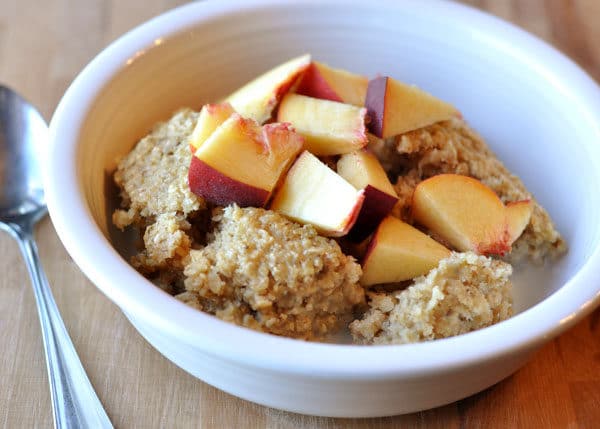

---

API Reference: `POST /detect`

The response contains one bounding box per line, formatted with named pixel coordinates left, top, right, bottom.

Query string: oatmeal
left=179, top=205, right=364, bottom=340
left=113, top=109, right=204, bottom=226
left=111, top=56, right=566, bottom=344
left=113, top=109, right=204, bottom=275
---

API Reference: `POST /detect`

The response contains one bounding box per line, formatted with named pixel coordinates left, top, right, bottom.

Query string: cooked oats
left=113, top=109, right=204, bottom=225
left=180, top=205, right=365, bottom=340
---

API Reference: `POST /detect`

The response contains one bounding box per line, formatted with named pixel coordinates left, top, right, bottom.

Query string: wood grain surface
left=1, top=1, right=599, bottom=428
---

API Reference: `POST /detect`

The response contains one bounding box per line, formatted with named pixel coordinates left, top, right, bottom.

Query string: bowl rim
left=46, top=0, right=600, bottom=378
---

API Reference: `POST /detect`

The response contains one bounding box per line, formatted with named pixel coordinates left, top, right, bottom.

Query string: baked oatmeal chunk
left=350, top=252, right=512, bottom=345
left=112, top=108, right=205, bottom=228
left=179, top=205, right=365, bottom=340
left=387, top=118, right=565, bottom=263
left=112, top=109, right=208, bottom=278
left=131, top=213, right=192, bottom=273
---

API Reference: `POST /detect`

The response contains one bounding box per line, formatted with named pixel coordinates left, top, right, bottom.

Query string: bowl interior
left=77, top=2, right=600, bottom=325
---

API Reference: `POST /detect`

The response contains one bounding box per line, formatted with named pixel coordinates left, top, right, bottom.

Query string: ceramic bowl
left=45, top=0, right=600, bottom=417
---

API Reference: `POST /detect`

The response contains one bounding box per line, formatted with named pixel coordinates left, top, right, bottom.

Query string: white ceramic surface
left=45, top=0, right=600, bottom=417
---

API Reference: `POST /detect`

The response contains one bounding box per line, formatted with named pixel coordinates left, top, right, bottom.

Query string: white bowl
left=45, top=0, right=600, bottom=417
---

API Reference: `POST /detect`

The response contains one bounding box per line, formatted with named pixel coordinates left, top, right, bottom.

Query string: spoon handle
left=14, top=225, right=113, bottom=429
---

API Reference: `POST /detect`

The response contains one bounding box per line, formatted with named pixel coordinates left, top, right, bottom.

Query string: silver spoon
left=0, top=85, right=112, bottom=428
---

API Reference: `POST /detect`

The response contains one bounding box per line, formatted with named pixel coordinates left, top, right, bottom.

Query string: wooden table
left=1, top=1, right=599, bottom=427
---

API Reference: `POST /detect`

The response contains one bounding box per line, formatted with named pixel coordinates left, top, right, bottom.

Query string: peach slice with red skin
left=295, top=61, right=368, bottom=106
left=411, top=174, right=532, bottom=256
left=189, top=158, right=268, bottom=207
left=365, top=76, right=460, bottom=138
left=277, top=93, right=368, bottom=156
left=189, top=102, right=235, bottom=152
left=189, top=114, right=303, bottom=207
left=337, top=149, right=399, bottom=241
left=225, top=54, right=311, bottom=123
left=269, top=151, right=364, bottom=237
left=361, top=216, right=451, bottom=286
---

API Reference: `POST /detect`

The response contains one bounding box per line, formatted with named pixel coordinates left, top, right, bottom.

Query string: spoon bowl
left=0, top=84, right=112, bottom=428
left=0, top=86, right=46, bottom=222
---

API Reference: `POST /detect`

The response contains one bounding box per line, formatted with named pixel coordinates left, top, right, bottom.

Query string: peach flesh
left=269, top=151, right=365, bottom=236
left=360, top=216, right=451, bottom=285
left=411, top=174, right=512, bottom=256
left=276, top=93, right=367, bottom=156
